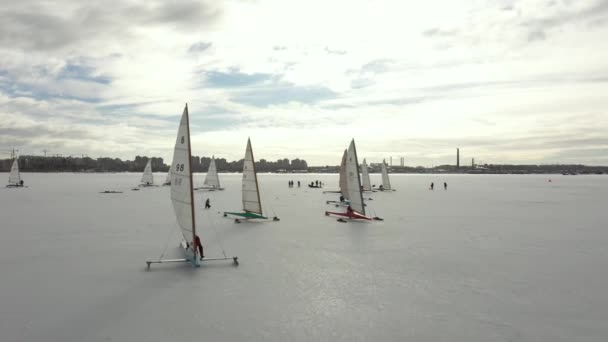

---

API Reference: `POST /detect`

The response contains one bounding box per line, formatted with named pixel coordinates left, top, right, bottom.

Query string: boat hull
left=326, top=200, right=351, bottom=207
left=325, top=210, right=372, bottom=220
left=193, top=186, right=225, bottom=191
left=180, top=241, right=201, bottom=267
left=224, top=211, right=268, bottom=220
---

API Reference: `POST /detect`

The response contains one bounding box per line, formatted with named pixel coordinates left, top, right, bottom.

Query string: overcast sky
left=1, top=0, right=607, bottom=166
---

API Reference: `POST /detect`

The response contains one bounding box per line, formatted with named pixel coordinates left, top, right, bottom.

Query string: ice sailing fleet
left=145, top=103, right=392, bottom=268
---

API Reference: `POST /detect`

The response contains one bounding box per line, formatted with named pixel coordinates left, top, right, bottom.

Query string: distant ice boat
left=325, top=139, right=373, bottom=220
left=377, top=159, right=396, bottom=192
left=361, top=158, right=376, bottom=192
left=139, top=159, right=155, bottom=187
left=162, top=169, right=171, bottom=186
left=326, top=150, right=351, bottom=206
left=323, top=149, right=347, bottom=195
left=6, top=158, right=24, bottom=188
left=194, top=157, right=224, bottom=191
left=147, top=104, right=238, bottom=268
left=224, top=138, right=279, bottom=222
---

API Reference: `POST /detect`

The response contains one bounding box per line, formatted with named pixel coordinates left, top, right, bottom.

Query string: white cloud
left=1, top=0, right=607, bottom=165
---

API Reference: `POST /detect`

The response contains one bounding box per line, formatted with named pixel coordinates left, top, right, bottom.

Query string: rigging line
left=207, top=210, right=228, bottom=259
left=158, top=222, right=178, bottom=260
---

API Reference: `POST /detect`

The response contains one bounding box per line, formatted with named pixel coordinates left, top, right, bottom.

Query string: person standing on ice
left=194, top=234, right=204, bottom=259
left=430, top=182, right=434, bottom=190
left=205, top=198, right=211, bottom=209
left=444, top=182, right=447, bottom=190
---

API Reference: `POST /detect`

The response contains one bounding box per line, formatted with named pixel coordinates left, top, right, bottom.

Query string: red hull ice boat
left=325, top=207, right=372, bottom=220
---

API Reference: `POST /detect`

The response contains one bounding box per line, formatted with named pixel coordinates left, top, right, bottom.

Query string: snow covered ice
left=1, top=172, right=607, bottom=341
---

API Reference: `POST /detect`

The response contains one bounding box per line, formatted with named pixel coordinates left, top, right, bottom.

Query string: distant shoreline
left=2, top=170, right=605, bottom=175
left=2, top=155, right=606, bottom=175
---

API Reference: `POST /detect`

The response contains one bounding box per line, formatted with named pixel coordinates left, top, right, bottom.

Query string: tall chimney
left=457, top=148, right=460, bottom=168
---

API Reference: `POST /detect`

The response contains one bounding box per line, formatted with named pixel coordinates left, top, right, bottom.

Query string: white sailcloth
left=381, top=159, right=392, bottom=190
left=242, top=138, right=262, bottom=214
left=346, top=139, right=365, bottom=215
left=8, top=159, right=20, bottom=185
left=170, top=105, right=196, bottom=244
left=361, top=158, right=371, bottom=191
left=339, top=149, right=348, bottom=199
left=141, top=159, right=154, bottom=185
left=203, top=157, right=221, bottom=188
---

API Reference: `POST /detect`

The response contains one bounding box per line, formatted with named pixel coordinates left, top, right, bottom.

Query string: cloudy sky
left=1, top=0, right=607, bottom=166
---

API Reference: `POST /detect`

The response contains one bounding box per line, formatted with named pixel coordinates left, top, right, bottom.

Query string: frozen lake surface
left=1, top=173, right=607, bottom=341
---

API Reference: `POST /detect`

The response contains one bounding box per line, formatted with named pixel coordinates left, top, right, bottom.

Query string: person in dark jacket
left=194, top=235, right=204, bottom=259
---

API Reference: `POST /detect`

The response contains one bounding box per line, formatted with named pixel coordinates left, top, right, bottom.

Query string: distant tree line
left=0, top=155, right=308, bottom=173
left=2, top=155, right=606, bottom=174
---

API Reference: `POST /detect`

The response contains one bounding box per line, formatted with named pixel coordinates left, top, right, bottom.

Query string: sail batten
left=346, top=139, right=365, bottom=215
left=242, top=138, right=263, bottom=215
left=141, top=160, right=153, bottom=185
left=8, top=159, right=20, bottom=185
left=170, top=105, right=196, bottom=247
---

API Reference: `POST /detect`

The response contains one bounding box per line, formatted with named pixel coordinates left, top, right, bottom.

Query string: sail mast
left=185, top=104, right=196, bottom=241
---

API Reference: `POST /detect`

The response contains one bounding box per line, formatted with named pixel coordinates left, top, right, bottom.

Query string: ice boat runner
left=377, top=159, right=396, bottom=191
left=194, top=157, right=224, bottom=191
left=224, top=138, right=278, bottom=222
left=6, top=158, right=24, bottom=188
left=326, top=139, right=372, bottom=220
left=147, top=104, right=237, bottom=268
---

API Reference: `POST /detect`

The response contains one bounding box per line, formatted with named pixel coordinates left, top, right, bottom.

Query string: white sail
left=242, top=138, right=262, bottom=214
left=8, top=159, right=20, bottom=185
left=141, top=159, right=154, bottom=185
left=346, top=139, right=365, bottom=215
left=203, top=157, right=221, bottom=188
left=381, top=159, right=392, bottom=190
left=170, top=105, right=196, bottom=245
left=361, top=158, right=371, bottom=191
left=339, top=149, right=348, bottom=199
